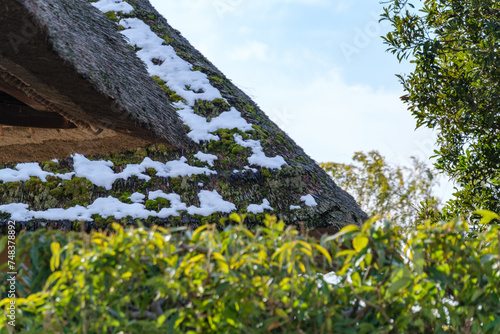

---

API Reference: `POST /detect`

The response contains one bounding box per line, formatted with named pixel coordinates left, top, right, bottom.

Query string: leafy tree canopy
left=321, top=151, right=440, bottom=225
left=381, top=0, right=500, bottom=214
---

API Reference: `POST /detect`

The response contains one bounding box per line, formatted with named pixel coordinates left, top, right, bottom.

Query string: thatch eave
left=0, top=0, right=188, bottom=149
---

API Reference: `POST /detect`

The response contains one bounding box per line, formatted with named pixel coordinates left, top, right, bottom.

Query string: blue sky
left=149, top=0, right=454, bottom=200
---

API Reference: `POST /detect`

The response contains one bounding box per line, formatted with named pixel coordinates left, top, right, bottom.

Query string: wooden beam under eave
left=0, top=79, right=48, bottom=112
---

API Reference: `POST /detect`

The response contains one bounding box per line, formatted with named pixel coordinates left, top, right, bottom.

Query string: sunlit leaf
left=328, top=225, right=360, bottom=242
left=229, top=213, right=241, bottom=223
left=474, top=210, right=499, bottom=224
left=211, top=252, right=226, bottom=262
left=191, top=225, right=209, bottom=242
left=50, top=242, right=61, bottom=271
left=353, top=234, right=369, bottom=252
left=299, top=247, right=312, bottom=257
left=312, top=244, right=332, bottom=265
left=336, top=250, right=356, bottom=257
left=121, top=272, right=132, bottom=280
left=187, top=253, right=206, bottom=264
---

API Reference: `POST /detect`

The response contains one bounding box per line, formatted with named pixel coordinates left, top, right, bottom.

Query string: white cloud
left=256, top=68, right=431, bottom=163
left=333, top=0, right=357, bottom=12
left=229, top=41, right=269, bottom=61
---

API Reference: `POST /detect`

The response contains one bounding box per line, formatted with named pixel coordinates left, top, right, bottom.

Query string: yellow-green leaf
left=191, top=225, right=209, bottom=242
left=211, top=252, right=226, bottom=262
left=364, top=252, right=373, bottom=266
left=328, top=225, right=360, bottom=241
left=299, top=247, right=312, bottom=257
left=313, top=244, right=332, bottom=265
left=158, top=314, right=167, bottom=326
left=240, top=229, right=255, bottom=240
left=50, top=242, right=61, bottom=271
left=362, top=215, right=381, bottom=232
left=336, top=250, right=356, bottom=257
left=45, top=271, right=63, bottom=287
left=174, top=314, right=186, bottom=328
left=121, top=272, right=132, bottom=280
left=0, top=298, right=13, bottom=308
left=275, top=308, right=288, bottom=319
left=217, top=261, right=229, bottom=273
left=297, top=241, right=312, bottom=252
left=353, top=234, right=369, bottom=253
left=351, top=271, right=361, bottom=286
left=187, top=253, right=206, bottom=264
left=474, top=210, right=499, bottom=224
left=271, top=244, right=289, bottom=261
left=229, top=213, right=242, bottom=223
left=50, top=241, right=60, bottom=255
left=111, top=222, right=122, bottom=232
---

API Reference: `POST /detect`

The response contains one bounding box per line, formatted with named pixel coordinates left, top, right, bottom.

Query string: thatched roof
left=0, top=0, right=187, bottom=149
left=0, top=0, right=368, bottom=232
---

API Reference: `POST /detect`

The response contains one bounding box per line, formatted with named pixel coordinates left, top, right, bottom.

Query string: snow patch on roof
left=116, top=16, right=257, bottom=145
left=143, top=156, right=216, bottom=178
left=89, top=197, right=152, bottom=219
left=247, top=199, right=273, bottom=214
left=176, top=104, right=253, bottom=143
left=194, top=152, right=218, bottom=167
left=300, top=194, right=318, bottom=207
left=129, top=192, right=145, bottom=203
left=244, top=166, right=258, bottom=173
left=0, top=163, right=73, bottom=183
left=0, top=154, right=216, bottom=191
left=91, top=0, right=134, bottom=14
left=0, top=189, right=236, bottom=222
left=0, top=197, right=150, bottom=221
left=187, top=190, right=236, bottom=216
left=290, top=205, right=301, bottom=210
left=234, top=134, right=287, bottom=169
left=73, top=154, right=145, bottom=190
left=119, top=18, right=222, bottom=106
left=148, top=190, right=188, bottom=216
left=73, top=154, right=214, bottom=190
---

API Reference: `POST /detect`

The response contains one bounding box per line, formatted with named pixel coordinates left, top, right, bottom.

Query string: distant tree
left=321, top=151, right=440, bottom=224
left=381, top=0, right=500, bottom=214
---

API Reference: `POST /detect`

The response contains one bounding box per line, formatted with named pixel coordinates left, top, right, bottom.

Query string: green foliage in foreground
left=1, top=213, right=500, bottom=333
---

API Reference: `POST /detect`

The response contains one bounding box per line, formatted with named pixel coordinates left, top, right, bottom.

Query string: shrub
left=1, top=213, right=499, bottom=333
